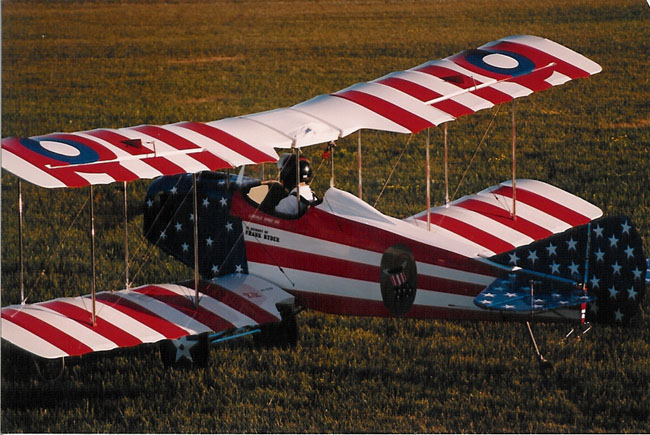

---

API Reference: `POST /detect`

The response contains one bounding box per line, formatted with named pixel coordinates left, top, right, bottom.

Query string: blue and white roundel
left=464, top=49, right=535, bottom=77
left=21, top=137, right=100, bottom=164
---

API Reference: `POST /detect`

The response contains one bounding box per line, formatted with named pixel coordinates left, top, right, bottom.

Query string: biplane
left=2, top=35, right=647, bottom=370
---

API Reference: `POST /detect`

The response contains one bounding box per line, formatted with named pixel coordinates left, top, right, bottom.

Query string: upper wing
left=1, top=35, right=601, bottom=188
left=406, top=179, right=603, bottom=258
left=1, top=274, right=294, bottom=359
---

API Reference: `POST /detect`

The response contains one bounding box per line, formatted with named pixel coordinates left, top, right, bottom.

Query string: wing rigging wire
left=15, top=191, right=89, bottom=308
left=372, top=133, right=414, bottom=208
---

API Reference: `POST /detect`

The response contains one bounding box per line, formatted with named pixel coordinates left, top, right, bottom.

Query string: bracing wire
left=449, top=105, right=501, bottom=202
left=21, top=192, right=90, bottom=305
left=373, top=133, right=414, bottom=208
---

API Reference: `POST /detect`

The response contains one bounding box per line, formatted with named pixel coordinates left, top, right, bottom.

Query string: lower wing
left=1, top=274, right=294, bottom=359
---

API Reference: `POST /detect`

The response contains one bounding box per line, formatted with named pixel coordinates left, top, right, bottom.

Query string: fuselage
left=231, top=186, right=521, bottom=321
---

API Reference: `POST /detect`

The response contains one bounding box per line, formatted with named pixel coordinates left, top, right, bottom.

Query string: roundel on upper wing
left=20, top=137, right=100, bottom=164
left=463, top=49, right=536, bottom=77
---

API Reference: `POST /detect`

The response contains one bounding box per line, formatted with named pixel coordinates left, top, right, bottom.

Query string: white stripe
left=120, top=287, right=212, bottom=335
left=212, top=274, right=290, bottom=319
left=250, top=262, right=382, bottom=301
left=74, top=171, right=116, bottom=185
left=209, top=117, right=293, bottom=150
left=432, top=205, right=535, bottom=247
left=416, top=261, right=496, bottom=287
left=489, top=81, right=533, bottom=98
left=250, top=262, right=487, bottom=310
left=2, top=317, right=68, bottom=359
left=501, top=179, right=601, bottom=219
left=81, top=295, right=167, bottom=343
left=155, top=284, right=258, bottom=328
left=297, top=93, right=411, bottom=136
left=19, top=304, right=118, bottom=352
left=471, top=190, right=572, bottom=233
left=545, top=70, right=572, bottom=86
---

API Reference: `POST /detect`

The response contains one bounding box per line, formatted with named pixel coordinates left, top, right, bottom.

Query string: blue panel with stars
left=484, top=216, right=646, bottom=325
left=143, top=172, right=250, bottom=278
left=474, top=272, right=595, bottom=313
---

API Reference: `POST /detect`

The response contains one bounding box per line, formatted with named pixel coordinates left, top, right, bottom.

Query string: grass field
left=2, top=0, right=650, bottom=432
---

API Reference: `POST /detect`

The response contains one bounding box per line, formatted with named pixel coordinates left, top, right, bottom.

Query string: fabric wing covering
left=1, top=274, right=295, bottom=359
left=1, top=35, right=601, bottom=188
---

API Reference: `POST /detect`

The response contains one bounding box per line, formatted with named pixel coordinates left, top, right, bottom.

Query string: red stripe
left=246, top=242, right=490, bottom=296
left=133, top=125, right=231, bottom=171
left=63, top=161, right=140, bottom=183
left=333, top=89, right=432, bottom=133
left=40, top=300, right=141, bottom=347
left=2, top=143, right=90, bottom=187
left=189, top=150, right=233, bottom=171
left=95, top=292, right=189, bottom=339
left=427, top=212, right=515, bottom=254
left=2, top=308, right=93, bottom=356
left=471, top=87, right=513, bottom=104
left=134, top=286, right=234, bottom=332
left=246, top=243, right=379, bottom=283
left=132, top=125, right=198, bottom=150
left=141, top=155, right=187, bottom=175
left=416, top=65, right=479, bottom=89
left=88, top=128, right=192, bottom=176
left=176, top=121, right=276, bottom=163
left=508, top=68, right=554, bottom=92
left=377, top=77, right=474, bottom=118
left=378, top=77, right=441, bottom=102
left=491, top=186, right=590, bottom=226
left=432, top=99, right=475, bottom=118
left=197, top=282, right=280, bottom=325
left=453, top=198, right=553, bottom=240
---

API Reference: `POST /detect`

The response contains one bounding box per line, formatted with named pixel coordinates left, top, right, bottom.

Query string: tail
left=487, top=216, right=646, bottom=325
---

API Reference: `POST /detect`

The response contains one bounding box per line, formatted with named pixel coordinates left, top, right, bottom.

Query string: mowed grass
left=2, top=0, right=649, bottom=432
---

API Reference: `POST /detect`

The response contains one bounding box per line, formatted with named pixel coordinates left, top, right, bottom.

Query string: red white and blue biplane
left=2, top=35, right=646, bottom=369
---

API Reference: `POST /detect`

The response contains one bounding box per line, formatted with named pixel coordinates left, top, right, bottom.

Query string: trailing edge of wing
left=1, top=35, right=601, bottom=188
left=1, top=274, right=294, bottom=360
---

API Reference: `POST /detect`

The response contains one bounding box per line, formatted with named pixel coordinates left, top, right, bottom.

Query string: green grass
left=2, top=0, right=650, bottom=432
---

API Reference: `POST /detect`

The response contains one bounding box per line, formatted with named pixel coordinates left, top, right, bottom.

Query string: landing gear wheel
left=160, top=333, right=210, bottom=368
left=254, top=306, right=298, bottom=348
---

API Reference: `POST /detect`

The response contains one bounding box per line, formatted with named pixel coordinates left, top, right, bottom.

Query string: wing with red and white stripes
left=2, top=35, right=600, bottom=188
left=407, top=179, right=603, bottom=257
left=1, top=274, right=294, bottom=359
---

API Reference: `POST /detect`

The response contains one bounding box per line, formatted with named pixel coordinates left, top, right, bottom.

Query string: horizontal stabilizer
left=480, top=216, right=646, bottom=324
left=1, top=274, right=294, bottom=360
left=474, top=271, right=594, bottom=313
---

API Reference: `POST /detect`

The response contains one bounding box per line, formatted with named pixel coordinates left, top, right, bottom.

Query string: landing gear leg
left=32, top=356, right=66, bottom=381
left=254, top=305, right=299, bottom=348
left=526, top=321, right=552, bottom=369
